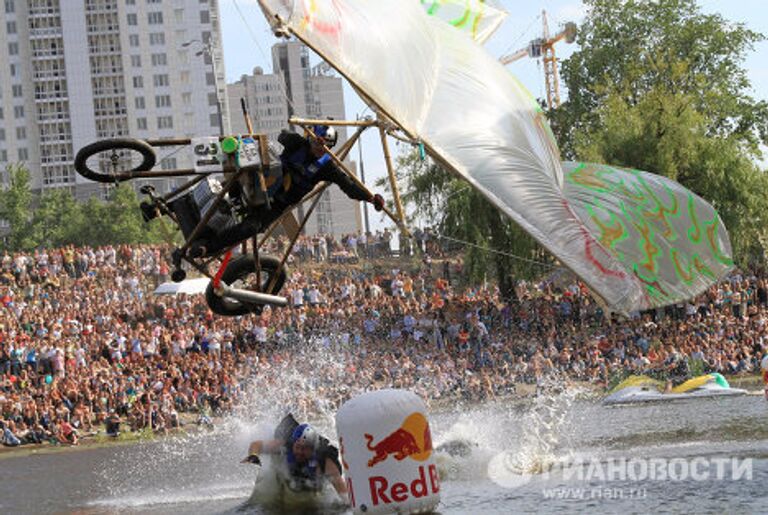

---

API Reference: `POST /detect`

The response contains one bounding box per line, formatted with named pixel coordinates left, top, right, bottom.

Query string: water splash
left=486, top=373, right=585, bottom=488
left=90, top=340, right=368, bottom=511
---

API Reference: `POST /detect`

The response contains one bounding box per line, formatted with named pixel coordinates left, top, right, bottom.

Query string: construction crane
left=500, top=10, right=577, bottom=109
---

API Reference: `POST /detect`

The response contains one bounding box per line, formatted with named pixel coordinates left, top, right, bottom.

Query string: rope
left=499, top=9, right=542, bottom=58
left=155, top=144, right=185, bottom=168
left=434, top=233, right=556, bottom=268
left=232, top=0, right=298, bottom=116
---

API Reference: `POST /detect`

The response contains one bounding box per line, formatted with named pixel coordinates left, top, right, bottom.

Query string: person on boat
left=242, top=414, right=347, bottom=498
left=663, top=350, right=690, bottom=393
left=190, top=125, right=384, bottom=257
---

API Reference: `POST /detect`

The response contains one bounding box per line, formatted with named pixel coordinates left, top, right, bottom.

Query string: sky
left=218, top=0, right=768, bottom=230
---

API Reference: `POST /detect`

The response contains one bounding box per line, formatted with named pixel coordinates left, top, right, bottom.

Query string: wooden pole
left=378, top=117, right=406, bottom=227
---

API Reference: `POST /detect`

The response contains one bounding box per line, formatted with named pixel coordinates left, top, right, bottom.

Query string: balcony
left=30, top=27, right=63, bottom=39
left=28, top=10, right=61, bottom=19
left=31, top=49, right=65, bottom=59
left=34, top=93, right=69, bottom=103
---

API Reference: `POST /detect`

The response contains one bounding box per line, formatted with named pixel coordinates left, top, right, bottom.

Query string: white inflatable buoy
left=336, top=389, right=440, bottom=514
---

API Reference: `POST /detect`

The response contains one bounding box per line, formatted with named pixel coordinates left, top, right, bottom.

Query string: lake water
left=1, top=389, right=765, bottom=514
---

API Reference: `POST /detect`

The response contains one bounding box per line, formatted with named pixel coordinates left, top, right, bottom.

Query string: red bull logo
left=364, top=412, right=433, bottom=467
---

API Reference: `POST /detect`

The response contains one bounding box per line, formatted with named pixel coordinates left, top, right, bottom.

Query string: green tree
left=30, top=188, right=84, bottom=248
left=2, top=169, right=172, bottom=249
left=77, top=196, right=110, bottom=246
left=102, top=185, right=147, bottom=244
left=552, top=0, right=768, bottom=263
left=89, top=185, right=170, bottom=245
left=0, top=164, right=34, bottom=250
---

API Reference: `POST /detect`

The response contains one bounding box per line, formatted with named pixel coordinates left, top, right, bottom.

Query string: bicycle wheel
left=205, top=255, right=288, bottom=317
left=74, top=138, right=156, bottom=183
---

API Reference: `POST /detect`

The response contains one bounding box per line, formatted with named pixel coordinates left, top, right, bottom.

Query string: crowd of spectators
left=266, top=226, right=443, bottom=264
left=1, top=241, right=766, bottom=448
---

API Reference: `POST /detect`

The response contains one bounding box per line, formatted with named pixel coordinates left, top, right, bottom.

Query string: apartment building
left=0, top=0, right=229, bottom=198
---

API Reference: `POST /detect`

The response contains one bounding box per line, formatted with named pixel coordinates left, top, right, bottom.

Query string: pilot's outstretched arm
left=315, top=163, right=373, bottom=202
left=242, top=439, right=284, bottom=463
left=324, top=457, right=349, bottom=498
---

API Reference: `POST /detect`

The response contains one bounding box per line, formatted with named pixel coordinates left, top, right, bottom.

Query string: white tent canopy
left=153, top=278, right=210, bottom=296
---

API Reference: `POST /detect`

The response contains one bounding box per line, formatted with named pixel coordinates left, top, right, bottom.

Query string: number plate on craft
left=238, top=137, right=261, bottom=168
left=192, top=137, right=222, bottom=173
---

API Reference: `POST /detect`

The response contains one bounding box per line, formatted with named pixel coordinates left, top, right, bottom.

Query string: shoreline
left=2, top=375, right=763, bottom=461
left=0, top=414, right=208, bottom=461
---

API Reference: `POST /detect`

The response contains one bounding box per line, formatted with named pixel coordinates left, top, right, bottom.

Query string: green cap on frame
left=221, top=136, right=239, bottom=155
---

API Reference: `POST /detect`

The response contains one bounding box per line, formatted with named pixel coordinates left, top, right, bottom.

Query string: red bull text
left=368, top=464, right=440, bottom=506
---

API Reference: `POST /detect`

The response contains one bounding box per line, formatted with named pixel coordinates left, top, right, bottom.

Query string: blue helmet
left=312, top=125, right=337, bottom=148
left=291, top=423, right=319, bottom=449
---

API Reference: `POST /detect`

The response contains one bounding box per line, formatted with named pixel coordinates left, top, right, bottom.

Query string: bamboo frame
left=288, top=116, right=408, bottom=232
left=378, top=115, right=408, bottom=236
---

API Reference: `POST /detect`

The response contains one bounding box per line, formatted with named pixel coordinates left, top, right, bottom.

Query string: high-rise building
left=227, top=41, right=362, bottom=237
left=0, top=0, right=229, bottom=198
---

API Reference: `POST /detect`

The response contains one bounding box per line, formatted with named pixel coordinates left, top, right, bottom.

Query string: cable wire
left=434, top=233, right=556, bottom=268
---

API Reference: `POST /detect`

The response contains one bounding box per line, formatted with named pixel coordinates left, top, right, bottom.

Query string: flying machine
left=73, top=0, right=733, bottom=317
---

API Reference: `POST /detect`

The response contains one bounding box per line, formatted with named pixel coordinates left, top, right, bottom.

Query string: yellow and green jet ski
left=603, top=373, right=747, bottom=405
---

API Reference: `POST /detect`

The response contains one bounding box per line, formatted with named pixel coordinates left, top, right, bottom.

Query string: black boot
left=188, top=240, right=209, bottom=258
left=140, top=201, right=158, bottom=222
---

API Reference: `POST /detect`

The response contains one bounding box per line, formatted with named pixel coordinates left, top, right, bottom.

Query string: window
left=207, top=92, right=217, bottom=106
left=200, top=10, right=210, bottom=24
left=131, top=55, right=141, bottom=67
left=0, top=107, right=3, bottom=119
left=127, top=13, right=137, bottom=26
left=155, top=94, right=171, bottom=108
left=6, top=21, right=16, bottom=34
left=18, top=148, right=28, bottom=161
left=174, top=8, right=184, bottom=23
left=151, top=53, right=167, bottom=66
left=160, top=157, right=177, bottom=170
left=157, top=115, right=173, bottom=129
left=205, top=72, right=215, bottom=86
left=134, top=96, right=145, bottom=109
left=15, top=126, right=25, bottom=139
left=210, top=113, right=219, bottom=127
left=126, top=0, right=135, bottom=4
left=149, top=33, right=165, bottom=45
left=136, top=117, right=147, bottom=130
left=9, top=63, right=16, bottom=76
left=153, top=74, right=169, bottom=87
left=12, top=84, right=22, bottom=97
left=148, top=12, right=163, bottom=24
left=180, top=71, right=190, bottom=83
left=132, top=76, right=143, bottom=88
left=129, top=34, right=139, bottom=47
left=181, top=92, right=191, bottom=105
left=0, top=128, right=5, bottom=140
left=8, top=42, right=18, bottom=55
left=4, top=1, right=14, bottom=14
left=13, top=105, right=23, bottom=118
left=0, top=150, right=7, bottom=162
